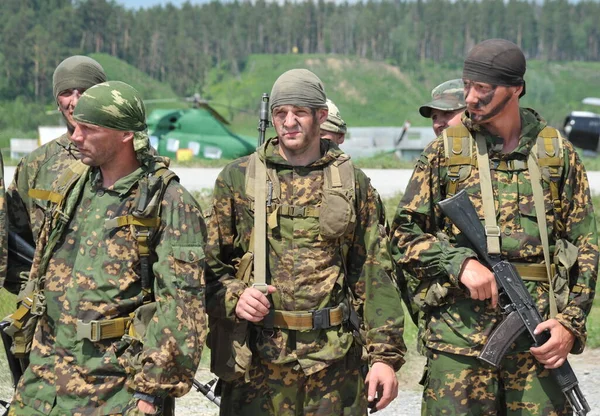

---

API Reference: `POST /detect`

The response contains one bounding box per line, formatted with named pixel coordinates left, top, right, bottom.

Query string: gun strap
left=253, top=155, right=268, bottom=294
left=475, top=133, right=501, bottom=255
left=528, top=147, right=558, bottom=317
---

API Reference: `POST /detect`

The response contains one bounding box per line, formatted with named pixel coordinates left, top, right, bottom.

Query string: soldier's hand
left=136, top=399, right=157, bottom=414
left=530, top=319, right=575, bottom=369
left=235, top=285, right=277, bottom=322
left=364, top=362, right=398, bottom=411
left=459, top=258, right=498, bottom=308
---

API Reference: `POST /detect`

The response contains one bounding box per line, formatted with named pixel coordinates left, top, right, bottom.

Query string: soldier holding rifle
left=391, top=39, right=598, bottom=414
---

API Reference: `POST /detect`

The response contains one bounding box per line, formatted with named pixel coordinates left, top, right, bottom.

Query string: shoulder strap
left=443, top=125, right=475, bottom=196
left=535, top=127, right=565, bottom=234
left=252, top=155, right=269, bottom=294
left=105, top=167, right=179, bottom=297
left=528, top=146, right=558, bottom=317
left=474, top=133, right=501, bottom=255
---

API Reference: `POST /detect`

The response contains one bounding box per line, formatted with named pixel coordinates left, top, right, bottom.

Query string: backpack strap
left=442, top=125, right=476, bottom=196
left=535, top=127, right=564, bottom=234
left=475, top=133, right=501, bottom=255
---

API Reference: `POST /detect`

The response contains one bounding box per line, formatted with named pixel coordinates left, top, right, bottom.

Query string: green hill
left=202, top=54, right=600, bottom=136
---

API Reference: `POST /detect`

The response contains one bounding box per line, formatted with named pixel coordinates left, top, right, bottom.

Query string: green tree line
left=1, top=0, right=599, bottom=103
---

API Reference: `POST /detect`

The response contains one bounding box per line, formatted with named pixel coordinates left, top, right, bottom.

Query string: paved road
left=6, top=166, right=599, bottom=198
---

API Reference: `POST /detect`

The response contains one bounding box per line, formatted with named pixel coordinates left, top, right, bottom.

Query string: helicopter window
left=204, top=146, right=223, bottom=160
left=166, top=138, right=180, bottom=152
left=188, top=141, right=200, bottom=155
left=149, top=136, right=159, bottom=149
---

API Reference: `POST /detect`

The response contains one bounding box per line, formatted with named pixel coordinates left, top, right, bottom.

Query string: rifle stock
left=438, top=189, right=590, bottom=416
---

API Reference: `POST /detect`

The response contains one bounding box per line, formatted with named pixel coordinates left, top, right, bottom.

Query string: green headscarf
left=270, top=69, right=327, bottom=110
left=52, top=55, right=106, bottom=101
left=73, top=81, right=152, bottom=162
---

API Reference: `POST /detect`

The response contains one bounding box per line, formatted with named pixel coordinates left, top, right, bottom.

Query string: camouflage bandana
left=321, top=99, right=347, bottom=134
left=53, top=55, right=106, bottom=102
left=74, top=81, right=152, bottom=162
left=419, top=79, right=466, bottom=118
left=270, top=69, right=327, bottom=110
left=463, top=38, right=527, bottom=98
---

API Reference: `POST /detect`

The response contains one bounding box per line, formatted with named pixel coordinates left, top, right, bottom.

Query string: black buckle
left=312, top=309, right=330, bottom=330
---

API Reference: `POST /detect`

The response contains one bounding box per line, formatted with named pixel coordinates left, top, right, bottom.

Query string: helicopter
left=145, top=93, right=256, bottom=161
left=563, top=97, right=600, bottom=155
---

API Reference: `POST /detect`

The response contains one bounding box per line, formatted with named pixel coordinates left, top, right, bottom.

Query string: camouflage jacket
left=5, top=134, right=79, bottom=293
left=391, top=108, right=598, bottom=357
left=13, top=164, right=207, bottom=415
left=205, top=138, right=406, bottom=376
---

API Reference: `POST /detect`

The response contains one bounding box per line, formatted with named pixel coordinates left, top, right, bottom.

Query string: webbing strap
left=475, top=133, right=501, bottom=255
left=253, top=157, right=268, bottom=294
left=28, top=189, right=63, bottom=204
left=257, top=304, right=344, bottom=331
left=528, top=147, right=558, bottom=317
left=105, top=215, right=161, bottom=229
left=269, top=204, right=320, bottom=218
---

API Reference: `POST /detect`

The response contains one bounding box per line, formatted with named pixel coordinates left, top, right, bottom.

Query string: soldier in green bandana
left=9, top=81, right=207, bottom=416
left=392, top=38, right=598, bottom=415
left=5, top=55, right=107, bottom=294
left=205, top=69, right=406, bottom=415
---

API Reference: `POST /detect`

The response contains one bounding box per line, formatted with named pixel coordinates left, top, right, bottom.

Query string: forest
left=1, top=0, right=599, bottom=103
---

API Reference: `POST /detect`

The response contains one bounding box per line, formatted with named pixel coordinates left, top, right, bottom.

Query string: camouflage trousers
left=219, top=353, right=368, bottom=416
left=421, top=350, right=571, bottom=416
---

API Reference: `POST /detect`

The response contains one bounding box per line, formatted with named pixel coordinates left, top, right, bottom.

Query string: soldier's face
left=463, top=79, right=520, bottom=124
left=431, top=109, right=464, bottom=136
left=272, top=105, right=327, bottom=156
left=57, top=88, right=85, bottom=133
left=71, top=121, right=132, bottom=168
left=321, top=130, right=345, bottom=145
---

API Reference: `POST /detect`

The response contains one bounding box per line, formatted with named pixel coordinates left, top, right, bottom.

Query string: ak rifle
left=438, top=190, right=590, bottom=416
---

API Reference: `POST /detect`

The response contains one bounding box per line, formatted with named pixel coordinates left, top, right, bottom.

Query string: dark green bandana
left=53, top=55, right=106, bottom=101
left=270, top=69, right=327, bottom=110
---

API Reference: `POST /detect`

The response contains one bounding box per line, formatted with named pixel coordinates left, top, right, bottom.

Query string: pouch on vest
left=320, top=188, right=355, bottom=239
left=553, top=239, right=579, bottom=312
left=3, top=278, right=41, bottom=359
left=208, top=318, right=252, bottom=382
left=119, top=302, right=157, bottom=378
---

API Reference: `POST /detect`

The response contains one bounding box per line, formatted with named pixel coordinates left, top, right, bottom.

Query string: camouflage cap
left=53, top=55, right=106, bottom=101
left=321, top=99, right=347, bottom=134
left=74, top=81, right=151, bottom=158
left=419, top=79, right=466, bottom=118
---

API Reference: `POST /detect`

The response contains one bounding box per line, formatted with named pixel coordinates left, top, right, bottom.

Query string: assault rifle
left=4, top=231, right=221, bottom=408
left=257, top=93, right=270, bottom=147
left=438, top=190, right=590, bottom=416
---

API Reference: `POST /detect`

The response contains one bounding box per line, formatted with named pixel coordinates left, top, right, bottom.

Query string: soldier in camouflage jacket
left=391, top=39, right=598, bottom=415
left=9, top=81, right=206, bottom=415
left=5, top=56, right=106, bottom=294
left=205, top=69, right=406, bottom=415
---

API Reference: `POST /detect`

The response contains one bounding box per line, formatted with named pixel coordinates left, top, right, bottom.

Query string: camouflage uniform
left=9, top=82, right=207, bottom=415
left=205, top=138, right=406, bottom=415
left=7, top=134, right=79, bottom=245
left=391, top=108, right=598, bottom=415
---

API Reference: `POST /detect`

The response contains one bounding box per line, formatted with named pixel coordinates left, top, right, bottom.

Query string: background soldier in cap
left=418, top=78, right=466, bottom=137
left=205, top=68, right=406, bottom=415
left=392, top=38, right=597, bottom=414
left=320, top=98, right=347, bottom=144
left=5, top=56, right=107, bottom=294
left=8, top=81, right=207, bottom=415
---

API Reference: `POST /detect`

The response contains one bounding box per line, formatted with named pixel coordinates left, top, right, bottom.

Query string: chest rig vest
left=244, top=151, right=357, bottom=331
left=442, top=124, right=570, bottom=316
left=5, top=162, right=178, bottom=358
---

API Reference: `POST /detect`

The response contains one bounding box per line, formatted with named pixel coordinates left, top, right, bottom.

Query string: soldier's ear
left=316, top=108, right=328, bottom=124
left=122, top=131, right=134, bottom=143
